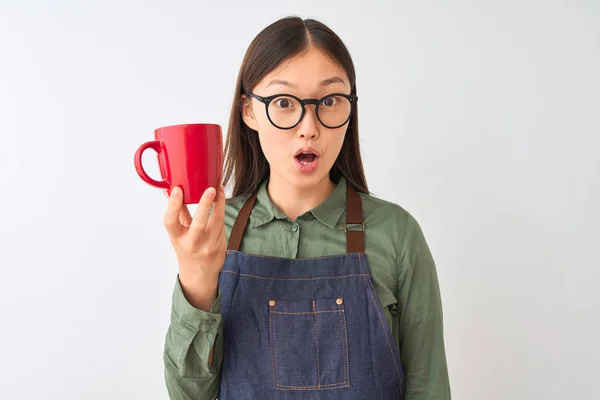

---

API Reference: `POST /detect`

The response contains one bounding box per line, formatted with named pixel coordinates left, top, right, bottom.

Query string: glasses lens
left=268, top=96, right=303, bottom=128
left=318, top=95, right=352, bottom=127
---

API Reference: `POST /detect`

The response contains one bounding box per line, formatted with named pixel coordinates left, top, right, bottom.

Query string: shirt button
left=291, top=223, right=299, bottom=232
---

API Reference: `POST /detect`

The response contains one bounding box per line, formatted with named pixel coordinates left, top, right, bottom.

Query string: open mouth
left=295, top=151, right=318, bottom=165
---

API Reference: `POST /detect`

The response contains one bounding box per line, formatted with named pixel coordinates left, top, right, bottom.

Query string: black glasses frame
left=246, top=92, right=358, bottom=130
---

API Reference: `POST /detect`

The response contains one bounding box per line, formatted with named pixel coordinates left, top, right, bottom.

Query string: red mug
left=134, top=123, right=223, bottom=204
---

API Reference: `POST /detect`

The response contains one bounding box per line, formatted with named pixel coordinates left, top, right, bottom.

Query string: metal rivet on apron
left=336, top=298, right=343, bottom=305
left=269, top=300, right=276, bottom=307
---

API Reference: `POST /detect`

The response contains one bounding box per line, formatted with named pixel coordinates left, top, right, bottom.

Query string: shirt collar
left=249, top=177, right=348, bottom=229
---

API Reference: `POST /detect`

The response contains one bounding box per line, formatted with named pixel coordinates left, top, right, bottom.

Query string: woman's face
left=242, top=47, right=352, bottom=189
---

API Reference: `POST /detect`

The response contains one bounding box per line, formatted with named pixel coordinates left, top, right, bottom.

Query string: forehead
left=257, top=48, right=350, bottom=93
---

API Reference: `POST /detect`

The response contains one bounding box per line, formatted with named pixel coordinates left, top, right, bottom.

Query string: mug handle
left=134, top=141, right=170, bottom=190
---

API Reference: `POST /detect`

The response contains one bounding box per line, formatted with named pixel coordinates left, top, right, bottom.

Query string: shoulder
left=358, top=191, right=427, bottom=257
left=225, top=194, right=248, bottom=215
left=224, top=194, right=250, bottom=232
left=359, top=191, right=414, bottom=231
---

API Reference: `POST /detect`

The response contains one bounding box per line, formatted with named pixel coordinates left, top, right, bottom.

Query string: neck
left=267, top=173, right=336, bottom=221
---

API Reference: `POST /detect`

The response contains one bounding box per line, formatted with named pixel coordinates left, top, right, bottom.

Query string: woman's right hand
left=163, top=185, right=227, bottom=311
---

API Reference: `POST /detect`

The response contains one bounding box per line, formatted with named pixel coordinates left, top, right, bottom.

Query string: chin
left=286, top=170, right=331, bottom=189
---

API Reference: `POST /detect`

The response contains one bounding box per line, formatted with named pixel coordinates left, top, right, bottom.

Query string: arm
left=163, top=276, right=224, bottom=400
left=396, top=214, right=451, bottom=399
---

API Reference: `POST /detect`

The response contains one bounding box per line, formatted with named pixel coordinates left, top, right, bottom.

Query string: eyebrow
left=266, top=76, right=347, bottom=89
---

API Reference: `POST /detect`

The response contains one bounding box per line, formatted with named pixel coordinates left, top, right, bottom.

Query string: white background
left=1, top=1, right=598, bottom=399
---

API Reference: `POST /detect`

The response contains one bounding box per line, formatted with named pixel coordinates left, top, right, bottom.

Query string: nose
left=295, top=105, right=320, bottom=139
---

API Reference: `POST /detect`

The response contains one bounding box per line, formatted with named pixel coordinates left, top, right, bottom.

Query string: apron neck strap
left=227, top=191, right=257, bottom=252
left=345, top=182, right=365, bottom=253
left=227, top=182, right=365, bottom=253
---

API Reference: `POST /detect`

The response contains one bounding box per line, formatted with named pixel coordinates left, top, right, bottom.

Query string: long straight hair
left=222, top=16, right=369, bottom=198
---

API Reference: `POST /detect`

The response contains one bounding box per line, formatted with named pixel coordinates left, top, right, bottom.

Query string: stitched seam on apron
left=274, top=385, right=350, bottom=390
left=226, top=250, right=363, bottom=261
left=269, top=310, right=278, bottom=386
left=314, top=300, right=320, bottom=387
left=271, top=310, right=344, bottom=315
left=221, top=271, right=370, bottom=280
left=338, top=301, right=351, bottom=387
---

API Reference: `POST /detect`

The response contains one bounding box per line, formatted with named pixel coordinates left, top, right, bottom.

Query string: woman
left=162, top=16, right=451, bottom=400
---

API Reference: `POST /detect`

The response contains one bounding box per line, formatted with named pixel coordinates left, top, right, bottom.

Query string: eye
left=321, top=96, right=340, bottom=107
left=273, top=97, right=295, bottom=109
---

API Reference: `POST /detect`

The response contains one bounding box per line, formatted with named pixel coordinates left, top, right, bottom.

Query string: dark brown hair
left=222, top=16, right=369, bottom=198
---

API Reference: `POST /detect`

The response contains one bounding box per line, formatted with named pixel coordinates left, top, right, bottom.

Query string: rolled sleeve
left=171, top=276, right=221, bottom=328
left=164, top=276, right=223, bottom=400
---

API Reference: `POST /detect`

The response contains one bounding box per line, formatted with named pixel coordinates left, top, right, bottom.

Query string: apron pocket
left=268, top=297, right=350, bottom=391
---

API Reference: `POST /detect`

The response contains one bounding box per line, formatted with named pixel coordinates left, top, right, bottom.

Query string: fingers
left=163, top=187, right=185, bottom=238
left=207, top=185, right=226, bottom=234
left=188, top=187, right=218, bottom=236
left=179, top=205, right=193, bottom=227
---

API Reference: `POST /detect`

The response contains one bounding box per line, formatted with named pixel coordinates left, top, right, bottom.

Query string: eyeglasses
left=246, top=92, right=358, bottom=130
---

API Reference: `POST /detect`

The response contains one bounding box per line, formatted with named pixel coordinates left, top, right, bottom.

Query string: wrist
left=179, top=270, right=219, bottom=288
left=178, top=273, right=219, bottom=312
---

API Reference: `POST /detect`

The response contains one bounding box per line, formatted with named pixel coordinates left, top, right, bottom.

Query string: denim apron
left=217, top=184, right=405, bottom=399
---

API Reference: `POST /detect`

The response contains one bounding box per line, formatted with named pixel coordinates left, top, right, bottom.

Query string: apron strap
left=345, top=183, right=365, bottom=253
left=226, top=191, right=257, bottom=251
left=226, top=182, right=365, bottom=253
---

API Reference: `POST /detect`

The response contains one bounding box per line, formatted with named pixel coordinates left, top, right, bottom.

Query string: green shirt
left=163, top=177, right=451, bottom=399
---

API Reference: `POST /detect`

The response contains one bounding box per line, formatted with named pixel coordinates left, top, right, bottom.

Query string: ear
left=241, top=94, right=259, bottom=131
